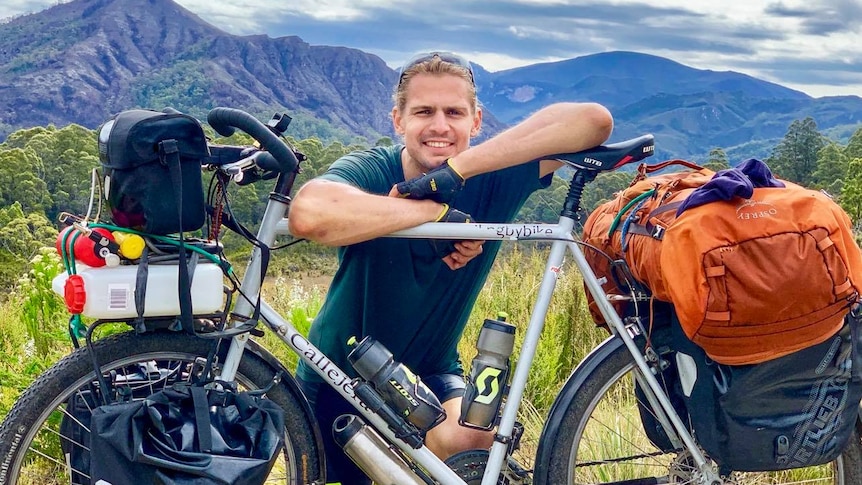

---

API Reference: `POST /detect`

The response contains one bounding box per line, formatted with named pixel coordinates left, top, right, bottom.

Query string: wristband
left=435, top=204, right=451, bottom=222
left=446, top=158, right=465, bottom=180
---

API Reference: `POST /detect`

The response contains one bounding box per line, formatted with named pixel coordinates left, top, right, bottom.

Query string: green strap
left=608, top=188, right=656, bottom=237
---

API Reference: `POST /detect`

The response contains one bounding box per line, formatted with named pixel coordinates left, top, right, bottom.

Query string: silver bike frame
left=217, top=195, right=718, bottom=484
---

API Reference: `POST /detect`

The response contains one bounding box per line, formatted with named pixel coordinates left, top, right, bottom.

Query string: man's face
left=392, top=73, right=482, bottom=177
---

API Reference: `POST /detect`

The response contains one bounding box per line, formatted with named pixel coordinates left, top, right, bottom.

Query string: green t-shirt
left=296, top=145, right=550, bottom=383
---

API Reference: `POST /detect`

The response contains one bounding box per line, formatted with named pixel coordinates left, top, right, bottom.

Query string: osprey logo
left=736, top=199, right=778, bottom=221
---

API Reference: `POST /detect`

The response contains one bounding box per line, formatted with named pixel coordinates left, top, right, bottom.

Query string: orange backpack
left=582, top=159, right=862, bottom=365
left=582, top=161, right=715, bottom=324
left=662, top=180, right=862, bottom=364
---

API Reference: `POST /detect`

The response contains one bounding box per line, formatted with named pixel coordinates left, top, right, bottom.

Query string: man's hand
left=394, top=160, right=465, bottom=203
left=432, top=204, right=483, bottom=269
left=442, top=240, right=484, bottom=270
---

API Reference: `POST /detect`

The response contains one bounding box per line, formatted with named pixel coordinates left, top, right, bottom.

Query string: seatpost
left=561, top=169, right=597, bottom=220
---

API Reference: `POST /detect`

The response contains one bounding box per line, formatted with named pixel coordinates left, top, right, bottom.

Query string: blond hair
left=392, top=56, right=479, bottom=114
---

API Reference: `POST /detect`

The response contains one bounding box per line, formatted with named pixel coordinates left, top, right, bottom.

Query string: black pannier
left=99, top=109, right=209, bottom=235
left=634, top=303, right=861, bottom=472
left=670, top=311, right=862, bottom=472
left=89, top=382, right=285, bottom=485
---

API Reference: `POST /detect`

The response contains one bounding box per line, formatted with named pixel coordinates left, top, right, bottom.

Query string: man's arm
left=450, top=102, right=613, bottom=179
left=289, top=102, right=613, bottom=246
left=288, top=179, right=444, bottom=246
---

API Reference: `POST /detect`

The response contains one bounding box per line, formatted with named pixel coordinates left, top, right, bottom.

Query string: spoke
left=43, top=421, right=89, bottom=453
left=577, top=413, right=674, bottom=469
left=577, top=449, right=681, bottom=468
left=57, top=397, right=91, bottom=435
left=25, top=445, right=90, bottom=481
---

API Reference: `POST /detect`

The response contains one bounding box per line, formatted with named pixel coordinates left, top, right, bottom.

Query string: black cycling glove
left=432, top=204, right=472, bottom=258
left=395, top=160, right=465, bottom=203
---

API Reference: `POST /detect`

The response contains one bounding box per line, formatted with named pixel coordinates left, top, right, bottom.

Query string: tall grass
left=255, top=244, right=608, bottom=469
left=0, top=245, right=838, bottom=483
left=0, top=249, right=72, bottom=415
left=461, top=245, right=608, bottom=465
left=0, top=244, right=607, bottom=470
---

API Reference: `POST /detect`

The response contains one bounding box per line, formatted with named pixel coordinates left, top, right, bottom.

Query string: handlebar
left=207, top=107, right=300, bottom=175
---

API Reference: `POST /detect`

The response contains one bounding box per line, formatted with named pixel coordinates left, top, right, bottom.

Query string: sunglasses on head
left=397, top=51, right=475, bottom=87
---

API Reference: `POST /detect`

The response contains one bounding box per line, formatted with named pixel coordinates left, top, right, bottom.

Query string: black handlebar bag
left=99, top=109, right=209, bottom=235
left=89, top=383, right=285, bottom=485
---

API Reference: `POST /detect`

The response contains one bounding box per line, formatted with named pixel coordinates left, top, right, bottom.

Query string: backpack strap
left=624, top=201, right=686, bottom=241
left=631, top=159, right=705, bottom=185
left=158, top=139, right=195, bottom=335
left=133, top=245, right=149, bottom=333
left=849, top=303, right=862, bottom=383
left=190, top=385, right=214, bottom=453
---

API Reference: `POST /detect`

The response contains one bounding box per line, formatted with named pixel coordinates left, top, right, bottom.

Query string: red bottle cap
left=63, top=274, right=86, bottom=314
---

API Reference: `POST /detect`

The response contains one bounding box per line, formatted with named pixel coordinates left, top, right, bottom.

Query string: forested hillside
left=1, top=113, right=861, bottom=292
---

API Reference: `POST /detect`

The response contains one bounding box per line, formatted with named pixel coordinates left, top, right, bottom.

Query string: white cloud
left=0, top=0, right=57, bottom=21
left=5, top=0, right=862, bottom=97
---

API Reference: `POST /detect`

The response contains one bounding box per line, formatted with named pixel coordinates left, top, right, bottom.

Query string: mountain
left=480, top=52, right=862, bottom=160
left=1, top=0, right=860, bottom=162
left=0, top=0, right=409, bottom=141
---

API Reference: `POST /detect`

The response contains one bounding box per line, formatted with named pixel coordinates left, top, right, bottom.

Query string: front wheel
left=535, top=341, right=862, bottom=484
left=0, top=331, right=323, bottom=485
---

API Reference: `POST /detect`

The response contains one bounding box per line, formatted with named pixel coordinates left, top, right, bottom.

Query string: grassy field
left=0, top=244, right=607, bottom=478
left=0, top=245, right=843, bottom=484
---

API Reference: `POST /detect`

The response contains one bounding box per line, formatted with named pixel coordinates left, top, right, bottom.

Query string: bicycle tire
left=0, top=331, right=323, bottom=485
left=536, top=341, right=862, bottom=484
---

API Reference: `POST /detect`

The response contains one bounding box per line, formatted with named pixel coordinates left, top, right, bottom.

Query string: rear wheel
left=0, top=331, right=322, bottom=484
left=538, top=342, right=862, bottom=484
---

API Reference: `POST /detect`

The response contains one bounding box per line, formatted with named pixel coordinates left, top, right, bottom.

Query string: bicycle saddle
left=547, top=134, right=655, bottom=171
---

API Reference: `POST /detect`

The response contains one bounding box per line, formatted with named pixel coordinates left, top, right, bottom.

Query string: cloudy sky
left=4, top=0, right=861, bottom=98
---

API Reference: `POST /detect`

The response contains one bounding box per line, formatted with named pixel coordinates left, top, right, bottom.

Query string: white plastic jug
left=52, top=262, right=224, bottom=319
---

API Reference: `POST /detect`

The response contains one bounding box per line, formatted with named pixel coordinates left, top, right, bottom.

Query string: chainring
left=444, top=449, right=531, bottom=484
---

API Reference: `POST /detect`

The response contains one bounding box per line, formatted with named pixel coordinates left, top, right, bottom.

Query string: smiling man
left=288, top=51, right=612, bottom=484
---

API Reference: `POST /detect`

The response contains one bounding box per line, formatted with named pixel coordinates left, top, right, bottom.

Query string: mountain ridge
left=1, top=0, right=860, bottom=161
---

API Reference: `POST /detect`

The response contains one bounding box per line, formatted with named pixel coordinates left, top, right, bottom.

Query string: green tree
left=580, top=171, right=634, bottom=214
left=0, top=125, right=53, bottom=150
left=518, top=176, right=568, bottom=222
left=840, top=157, right=862, bottom=224
left=845, top=127, right=862, bottom=160
left=812, top=142, right=849, bottom=196
left=703, top=147, right=730, bottom=171
left=0, top=202, right=58, bottom=289
left=21, top=124, right=100, bottom=222
left=0, top=203, right=57, bottom=257
left=375, top=136, right=394, bottom=147
left=0, top=147, right=52, bottom=214
left=766, top=117, right=826, bottom=187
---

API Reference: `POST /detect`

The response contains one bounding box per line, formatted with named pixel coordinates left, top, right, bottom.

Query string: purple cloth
left=676, top=158, right=785, bottom=215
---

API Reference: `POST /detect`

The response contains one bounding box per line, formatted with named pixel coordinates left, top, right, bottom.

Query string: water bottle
left=348, top=336, right=446, bottom=431
left=460, top=312, right=516, bottom=430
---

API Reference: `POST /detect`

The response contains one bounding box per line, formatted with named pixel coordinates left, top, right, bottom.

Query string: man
left=289, top=51, right=613, bottom=484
